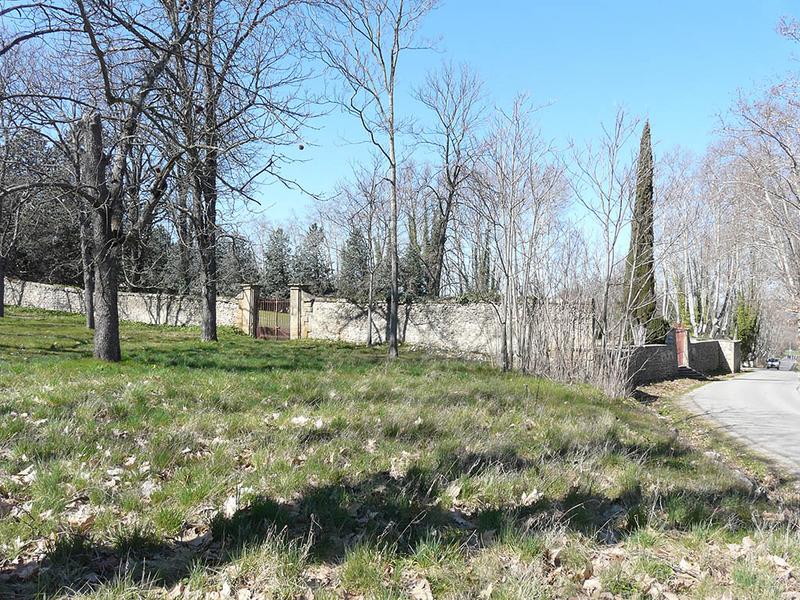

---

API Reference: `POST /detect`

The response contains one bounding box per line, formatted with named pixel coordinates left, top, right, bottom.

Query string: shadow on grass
left=2, top=449, right=788, bottom=599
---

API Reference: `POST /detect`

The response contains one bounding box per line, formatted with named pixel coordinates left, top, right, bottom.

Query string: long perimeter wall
left=3, top=278, right=246, bottom=330
left=4, top=278, right=741, bottom=386
left=290, top=287, right=740, bottom=382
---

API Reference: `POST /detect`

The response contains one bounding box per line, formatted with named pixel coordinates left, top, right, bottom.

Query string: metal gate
left=256, top=297, right=290, bottom=340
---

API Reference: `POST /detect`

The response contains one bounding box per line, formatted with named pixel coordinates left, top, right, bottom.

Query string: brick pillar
left=239, top=284, right=260, bottom=337
left=289, top=284, right=310, bottom=340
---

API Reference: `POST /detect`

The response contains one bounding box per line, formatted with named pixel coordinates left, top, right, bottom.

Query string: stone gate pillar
left=239, top=284, right=260, bottom=337
left=289, top=284, right=310, bottom=340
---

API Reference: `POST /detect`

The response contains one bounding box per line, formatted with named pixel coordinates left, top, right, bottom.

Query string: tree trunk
left=92, top=219, right=121, bottom=361
left=194, top=158, right=218, bottom=342
left=388, top=172, right=399, bottom=358
left=500, top=316, right=509, bottom=371
left=196, top=0, right=218, bottom=343
left=199, top=243, right=217, bottom=341
left=429, top=190, right=455, bottom=297
left=177, top=173, right=191, bottom=293
left=366, top=269, right=375, bottom=346
left=82, top=112, right=121, bottom=362
left=0, top=257, right=5, bottom=318
left=194, top=161, right=218, bottom=342
left=387, top=118, right=399, bottom=358
left=79, top=209, right=95, bottom=329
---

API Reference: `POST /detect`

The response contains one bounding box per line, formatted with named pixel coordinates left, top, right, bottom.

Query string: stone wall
left=289, top=289, right=596, bottom=367
left=629, top=337, right=741, bottom=386
left=3, top=278, right=243, bottom=329
left=290, top=289, right=741, bottom=385
left=718, top=339, right=741, bottom=374
left=688, top=340, right=722, bottom=375
left=627, top=344, right=679, bottom=386
left=304, top=295, right=503, bottom=357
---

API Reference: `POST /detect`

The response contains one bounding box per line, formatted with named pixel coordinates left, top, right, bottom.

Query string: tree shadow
left=631, top=388, right=659, bottom=405
left=3, top=446, right=792, bottom=599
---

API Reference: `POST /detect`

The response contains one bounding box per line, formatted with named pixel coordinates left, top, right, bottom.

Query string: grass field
left=1, top=308, right=800, bottom=599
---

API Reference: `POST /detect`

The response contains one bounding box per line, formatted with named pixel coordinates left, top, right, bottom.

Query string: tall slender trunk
left=0, top=256, right=6, bottom=318
left=177, top=167, right=191, bottom=292
left=367, top=269, right=375, bottom=346
left=387, top=148, right=399, bottom=358
left=499, top=314, right=509, bottom=371
left=79, top=209, right=95, bottom=329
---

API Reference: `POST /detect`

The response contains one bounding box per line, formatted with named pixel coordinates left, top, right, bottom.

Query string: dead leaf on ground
left=520, top=489, right=543, bottom=505
left=445, top=481, right=462, bottom=500
left=66, top=505, right=96, bottom=533
left=409, top=576, right=433, bottom=600
left=222, top=494, right=238, bottom=518
left=582, top=576, right=601, bottom=597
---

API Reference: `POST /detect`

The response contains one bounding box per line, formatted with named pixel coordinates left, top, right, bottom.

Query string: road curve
left=685, top=362, right=800, bottom=474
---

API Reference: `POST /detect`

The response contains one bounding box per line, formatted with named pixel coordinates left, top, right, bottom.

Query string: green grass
left=1, top=307, right=799, bottom=598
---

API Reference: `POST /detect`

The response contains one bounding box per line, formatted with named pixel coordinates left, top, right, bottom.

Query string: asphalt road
left=685, top=359, right=800, bottom=473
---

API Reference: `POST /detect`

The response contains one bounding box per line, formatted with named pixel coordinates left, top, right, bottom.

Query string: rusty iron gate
left=256, top=297, right=290, bottom=340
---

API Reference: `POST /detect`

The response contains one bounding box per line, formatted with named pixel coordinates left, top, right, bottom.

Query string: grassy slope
left=0, top=308, right=799, bottom=599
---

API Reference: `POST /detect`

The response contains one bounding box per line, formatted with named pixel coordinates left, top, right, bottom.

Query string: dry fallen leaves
left=520, top=489, right=543, bottom=505
left=12, top=465, right=36, bottom=485
left=445, top=481, right=462, bottom=500
left=66, top=504, right=96, bottom=533
left=222, top=494, right=238, bottom=519
left=409, top=576, right=433, bottom=600
left=583, top=576, right=602, bottom=597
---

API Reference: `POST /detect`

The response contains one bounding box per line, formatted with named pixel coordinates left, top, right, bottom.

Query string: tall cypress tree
left=624, top=121, right=657, bottom=341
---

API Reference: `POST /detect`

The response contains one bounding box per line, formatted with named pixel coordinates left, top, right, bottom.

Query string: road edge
left=681, top=371, right=800, bottom=478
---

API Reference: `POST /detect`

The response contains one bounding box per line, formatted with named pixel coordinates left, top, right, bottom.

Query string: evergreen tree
left=400, top=214, right=429, bottom=299
left=293, top=223, right=334, bottom=296
left=624, top=121, right=658, bottom=342
left=260, top=228, right=293, bottom=298
left=217, top=236, right=259, bottom=297
left=401, top=243, right=428, bottom=299
left=472, top=226, right=494, bottom=297
left=338, top=226, right=371, bottom=301
left=734, top=296, right=760, bottom=358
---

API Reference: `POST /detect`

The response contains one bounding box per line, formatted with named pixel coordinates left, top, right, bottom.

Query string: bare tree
left=569, top=109, right=641, bottom=394
left=325, top=158, right=389, bottom=344
left=722, top=84, right=800, bottom=311
left=312, top=0, right=437, bottom=358
left=165, top=0, right=310, bottom=342
left=470, top=96, right=566, bottom=371
left=2, top=0, right=198, bottom=360
left=0, top=43, right=37, bottom=316
left=415, top=62, right=484, bottom=297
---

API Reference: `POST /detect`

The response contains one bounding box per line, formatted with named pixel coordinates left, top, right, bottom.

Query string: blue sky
left=254, top=0, right=799, bottom=225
